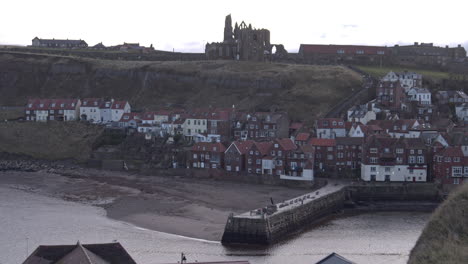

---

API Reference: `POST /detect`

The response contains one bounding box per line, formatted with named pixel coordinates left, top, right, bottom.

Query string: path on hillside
left=325, top=66, right=377, bottom=118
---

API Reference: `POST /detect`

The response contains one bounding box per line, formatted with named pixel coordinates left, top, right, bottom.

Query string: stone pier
left=222, top=182, right=347, bottom=245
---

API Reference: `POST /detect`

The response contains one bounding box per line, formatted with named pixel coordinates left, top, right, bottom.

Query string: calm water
left=0, top=186, right=429, bottom=264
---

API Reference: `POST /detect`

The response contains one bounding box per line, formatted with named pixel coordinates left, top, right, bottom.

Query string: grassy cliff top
left=408, top=184, right=468, bottom=264
left=0, top=51, right=363, bottom=123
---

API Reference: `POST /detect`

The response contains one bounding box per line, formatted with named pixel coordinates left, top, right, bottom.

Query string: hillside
left=0, top=121, right=104, bottom=161
left=0, top=51, right=363, bottom=123
left=408, top=184, right=468, bottom=264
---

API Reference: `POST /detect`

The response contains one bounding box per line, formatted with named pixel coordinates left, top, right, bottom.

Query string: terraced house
left=25, top=98, right=81, bottom=121
left=361, top=136, right=428, bottom=182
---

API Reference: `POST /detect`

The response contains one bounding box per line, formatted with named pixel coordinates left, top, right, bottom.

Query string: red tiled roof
left=233, top=140, right=255, bottom=154
left=296, top=133, right=310, bottom=141
left=111, top=101, right=128, bottom=110
left=27, top=98, right=79, bottom=110
left=290, top=122, right=303, bottom=130
left=435, top=146, right=464, bottom=157
left=254, top=141, right=273, bottom=156
left=81, top=98, right=102, bottom=107
left=192, top=142, right=226, bottom=153
left=119, top=112, right=141, bottom=122
left=300, top=44, right=390, bottom=55
left=309, top=138, right=336, bottom=147
left=276, top=138, right=297, bottom=151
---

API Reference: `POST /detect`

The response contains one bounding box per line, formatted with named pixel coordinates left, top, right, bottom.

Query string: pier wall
left=222, top=183, right=441, bottom=245
left=222, top=188, right=347, bottom=245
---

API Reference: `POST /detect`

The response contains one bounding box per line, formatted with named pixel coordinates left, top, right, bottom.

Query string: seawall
left=222, top=182, right=441, bottom=245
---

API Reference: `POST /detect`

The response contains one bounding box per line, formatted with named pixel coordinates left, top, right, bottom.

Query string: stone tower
left=224, top=14, right=233, bottom=42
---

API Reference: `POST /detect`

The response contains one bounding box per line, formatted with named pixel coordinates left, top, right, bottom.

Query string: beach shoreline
left=0, top=169, right=310, bottom=241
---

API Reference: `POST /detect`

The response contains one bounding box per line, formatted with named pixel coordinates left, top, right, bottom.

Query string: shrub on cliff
left=408, top=183, right=468, bottom=264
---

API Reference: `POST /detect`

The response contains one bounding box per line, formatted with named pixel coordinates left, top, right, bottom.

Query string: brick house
left=26, top=98, right=81, bottom=122
left=432, top=146, right=467, bottom=186
left=316, top=118, right=346, bottom=139
left=281, top=144, right=315, bottom=181
left=246, top=141, right=273, bottom=174
left=376, top=80, right=405, bottom=110
left=233, top=112, right=289, bottom=141
left=190, top=142, right=227, bottom=169
left=207, top=109, right=233, bottom=143
left=224, top=140, right=254, bottom=172
left=361, top=136, right=427, bottom=182
left=310, top=138, right=336, bottom=175
left=335, top=137, right=363, bottom=177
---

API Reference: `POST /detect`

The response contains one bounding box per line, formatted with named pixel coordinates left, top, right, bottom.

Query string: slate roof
left=33, top=37, right=88, bottom=46
left=254, top=141, right=273, bottom=155
left=81, top=98, right=102, bottom=107
left=317, top=118, right=345, bottom=129
left=229, top=140, right=255, bottom=155
left=22, top=242, right=136, bottom=264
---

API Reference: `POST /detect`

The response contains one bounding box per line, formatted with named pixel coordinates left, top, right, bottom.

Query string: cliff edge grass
left=0, top=51, right=363, bottom=123
left=0, top=121, right=104, bottom=161
left=408, top=183, right=468, bottom=264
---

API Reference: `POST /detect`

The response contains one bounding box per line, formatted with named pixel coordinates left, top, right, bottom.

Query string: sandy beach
left=0, top=169, right=308, bottom=241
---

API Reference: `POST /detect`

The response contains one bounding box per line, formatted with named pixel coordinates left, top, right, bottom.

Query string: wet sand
left=0, top=169, right=308, bottom=241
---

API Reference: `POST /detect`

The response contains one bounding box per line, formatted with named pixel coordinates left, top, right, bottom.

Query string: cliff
left=408, top=184, right=468, bottom=264
left=0, top=51, right=362, bottom=123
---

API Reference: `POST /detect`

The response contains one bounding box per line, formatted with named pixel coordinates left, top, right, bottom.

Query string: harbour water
left=0, top=186, right=429, bottom=264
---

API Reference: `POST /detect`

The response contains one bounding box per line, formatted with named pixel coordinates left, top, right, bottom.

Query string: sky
left=1, top=0, right=468, bottom=53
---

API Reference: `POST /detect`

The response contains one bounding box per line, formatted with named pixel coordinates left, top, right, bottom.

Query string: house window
left=278, top=150, right=282, bottom=157
left=385, top=167, right=391, bottom=172
left=464, top=167, right=468, bottom=176
left=453, top=167, right=463, bottom=177
left=255, top=151, right=259, bottom=155
left=370, top=167, right=376, bottom=172
left=370, top=157, right=378, bottom=163
left=277, top=160, right=283, bottom=166
left=454, top=157, right=460, bottom=162
left=193, top=154, right=197, bottom=159
left=26, top=110, right=30, bottom=114
left=409, top=156, right=416, bottom=164
left=327, top=147, right=333, bottom=151
left=396, top=148, right=404, bottom=154
left=454, top=178, right=460, bottom=184
left=338, top=152, right=344, bottom=158
left=226, top=166, right=231, bottom=171
left=370, top=148, right=378, bottom=153
left=248, top=159, right=252, bottom=164
left=250, top=150, right=253, bottom=155
left=327, top=154, right=334, bottom=160
left=271, top=151, right=275, bottom=156
left=256, top=159, right=261, bottom=165
left=396, top=157, right=403, bottom=164
left=410, top=150, right=415, bottom=154
left=417, top=156, right=424, bottom=164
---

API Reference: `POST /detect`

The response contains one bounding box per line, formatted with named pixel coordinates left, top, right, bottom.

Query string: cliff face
left=408, top=184, right=468, bottom=264
left=0, top=51, right=362, bottom=122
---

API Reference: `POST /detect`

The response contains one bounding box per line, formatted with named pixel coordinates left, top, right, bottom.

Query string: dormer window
left=274, top=144, right=278, bottom=148
left=83, top=102, right=87, bottom=106
left=94, top=102, right=98, bottom=106
left=71, top=103, right=75, bottom=107
left=28, top=104, right=32, bottom=108
left=332, top=121, right=337, bottom=126
left=116, top=104, right=120, bottom=108
left=51, top=103, right=56, bottom=107
left=60, top=104, right=64, bottom=107
left=39, top=104, right=44, bottom=107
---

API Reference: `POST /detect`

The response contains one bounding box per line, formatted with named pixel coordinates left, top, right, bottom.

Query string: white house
left=382, top=71, right=422, bottom=92
left=347, top=104, right=376, bottom=124
left=348, top=123, right=366, bottom=138
left=407, top=87, right=431, bottom=105
left=80, top=98, right=102, bottom=122
left=183, top=116, right=207, bottom=139
left=25, top=99, right=81, bottom=122
left=110, top=100, right=131, bottom=122
left=316, top=118, right=346, bottom=139
left=456, top=103, right=468, bottom=122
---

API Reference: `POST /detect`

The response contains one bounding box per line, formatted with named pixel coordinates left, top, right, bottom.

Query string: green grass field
left=356, top=65, right=450, bottom=80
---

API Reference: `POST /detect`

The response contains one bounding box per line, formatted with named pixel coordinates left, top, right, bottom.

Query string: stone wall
left=222, top=187, right=346, bottom=245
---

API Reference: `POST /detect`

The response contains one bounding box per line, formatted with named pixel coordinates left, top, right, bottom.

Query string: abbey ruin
left=205, top=14, right=287, bottom=62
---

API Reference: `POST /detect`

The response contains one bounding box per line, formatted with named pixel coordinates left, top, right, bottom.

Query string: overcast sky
left=2, top=0, right=468, bottom=53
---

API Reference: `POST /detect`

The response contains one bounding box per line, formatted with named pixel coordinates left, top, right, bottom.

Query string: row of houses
left=26, top=98, right=131, bottom=123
